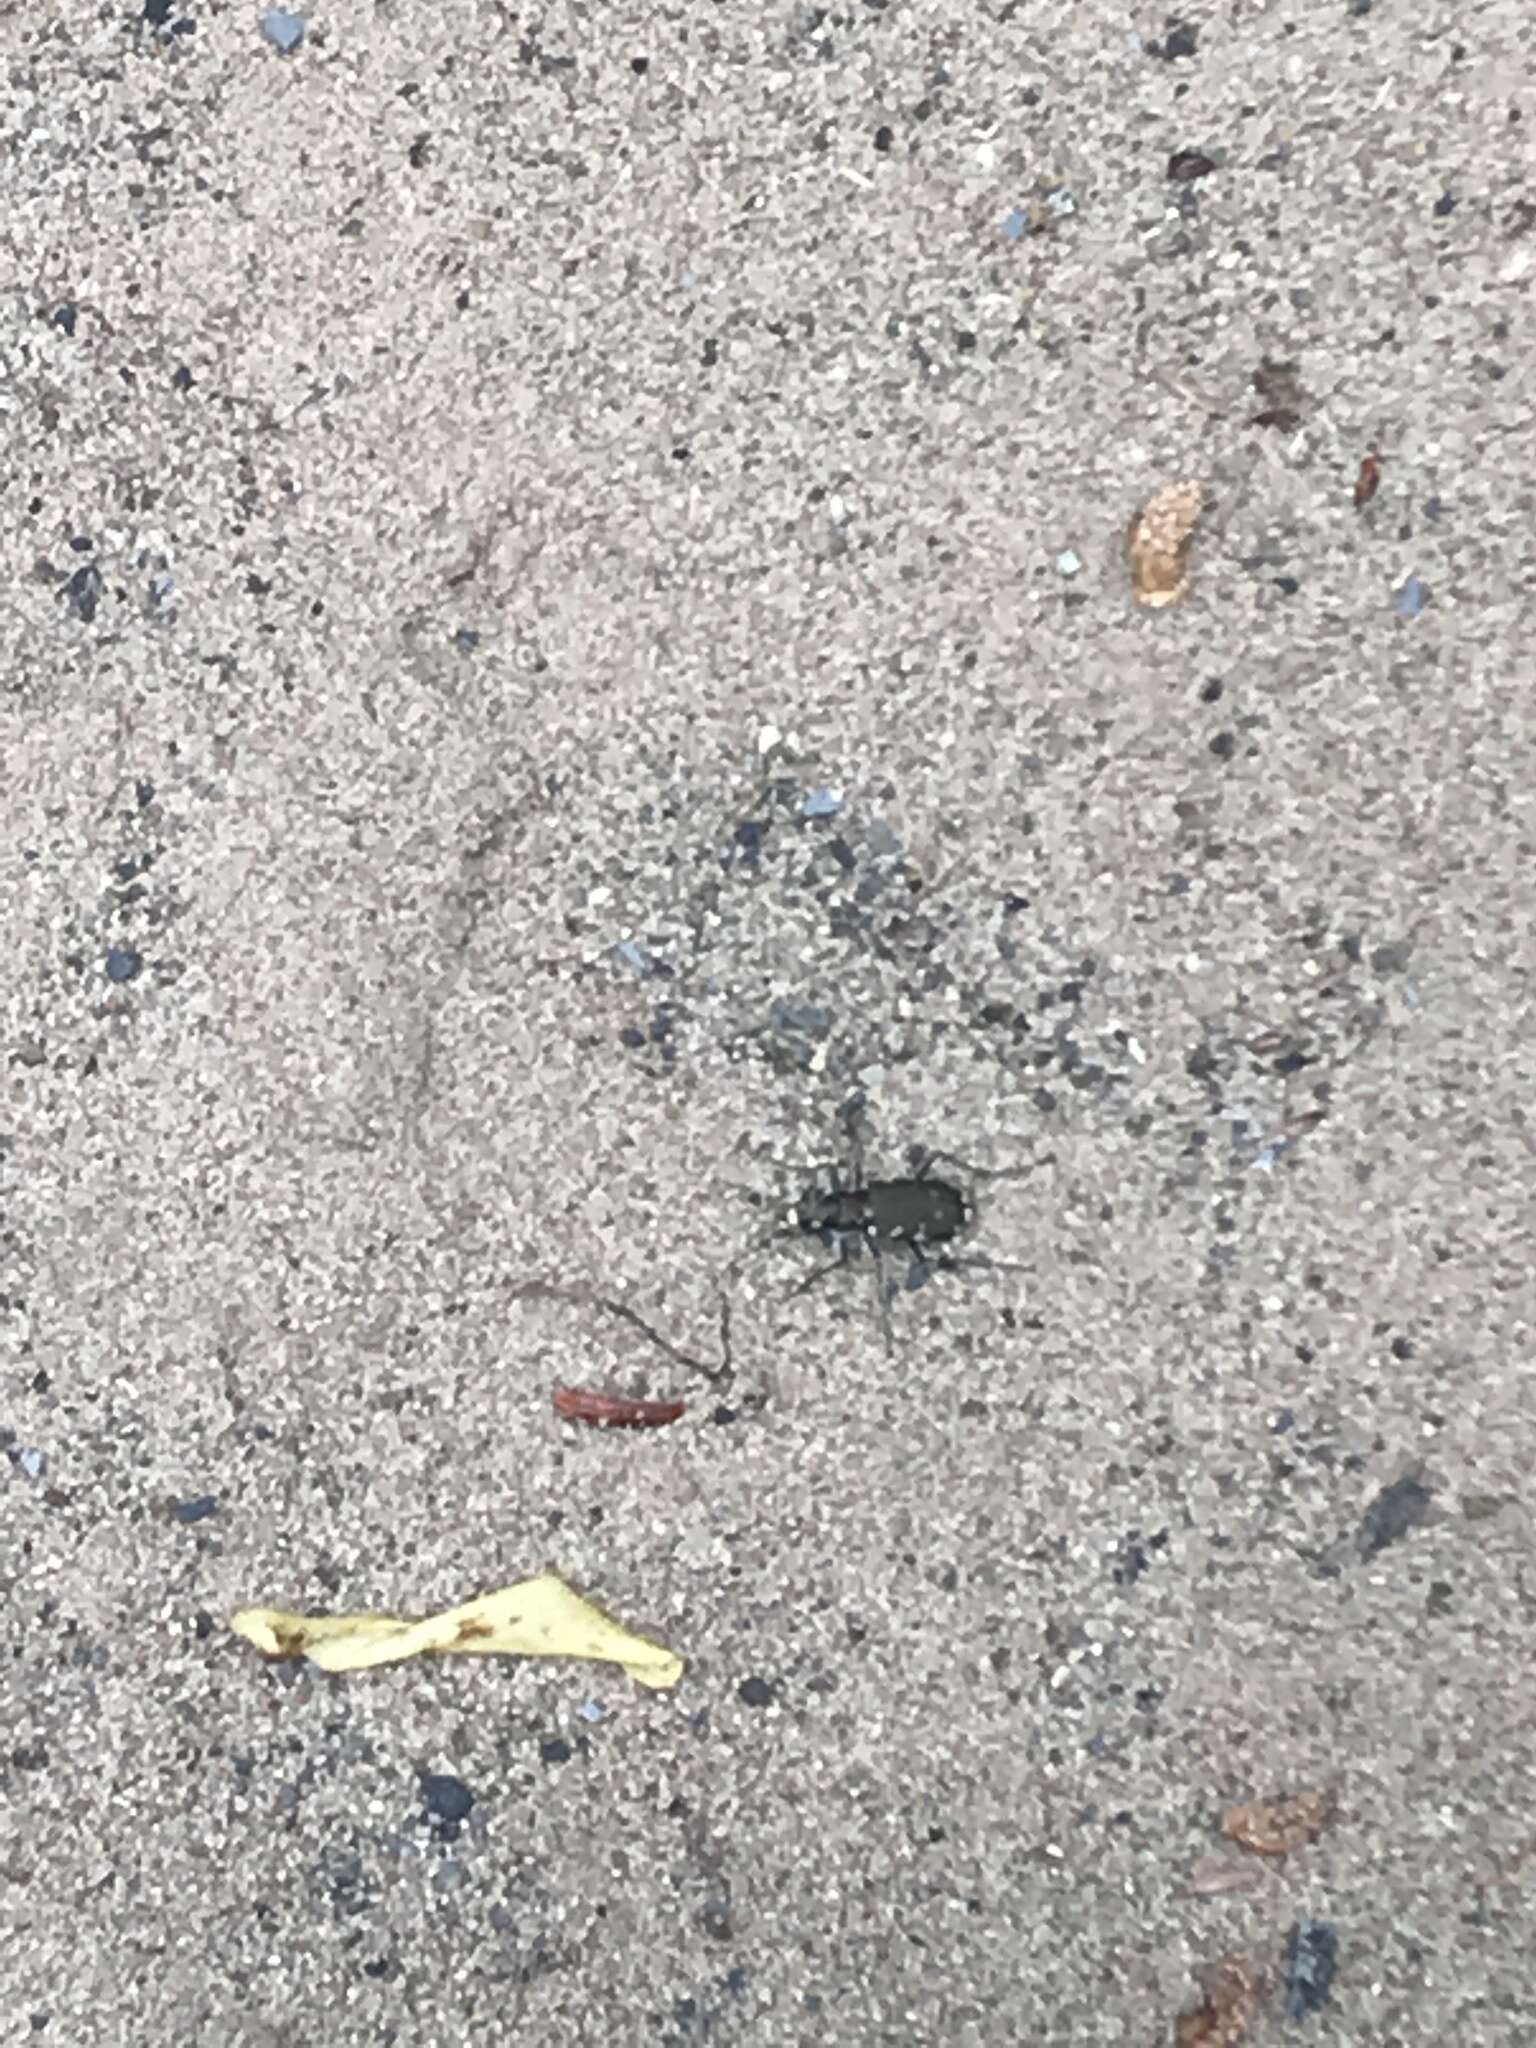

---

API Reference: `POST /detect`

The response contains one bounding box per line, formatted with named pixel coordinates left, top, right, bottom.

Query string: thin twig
left=512, top=1280, right=732, bottom=1384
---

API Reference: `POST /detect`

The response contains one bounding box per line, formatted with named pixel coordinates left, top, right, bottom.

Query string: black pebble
left=52, top=303, right=79, bottom=335
left=737, top=1676, right=774, bottom=1708
left=1162, top=22, right=1199, bottom=57
left=619, top=1026, right=646, bottom=1048
left=1355, top=1472, right=1434, bottom=1559
left=733, top=819, right=765, bottom=850
left=173, top=1494, right=217, bottom=1524
left=143, top=0, right=173, bottom=19
left=829, top=837, right=857, bottom=872
left=1167, top=150, right=1217, bottom=183
left=1284, top=1918, right=1338, bottom=2019
left=105, top=947, right=143, bottom=984
left=172, top=364, right=193, bottom=390
left=64, top=564, right=103, bottom=624
left=420, top=1773, right=473, bottom=1822
left=1209, top=731, right=1236, bottom=760
left=873, top=125, right=894, bottom=152
left=539, top=1737, right=573, bottom=1765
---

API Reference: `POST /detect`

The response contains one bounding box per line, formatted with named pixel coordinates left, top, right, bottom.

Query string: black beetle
left=783, top=1139, right=1019, bottom=1350
left=792, top=1170, right=970, bottom=1259
left=763, top=1097, right=1034, bottom=1349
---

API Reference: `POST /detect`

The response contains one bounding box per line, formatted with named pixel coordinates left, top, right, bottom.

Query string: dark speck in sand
left=64, top=564, right=103, bottom=624
left=421, top=1773, right=473, bottom=1822
left=1284, top=1919, right=1338, bottom=2020
left=1355, top=1473, right=1434, bottom=1559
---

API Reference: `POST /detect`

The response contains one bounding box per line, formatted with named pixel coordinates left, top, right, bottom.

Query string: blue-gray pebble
left=262, top=8, right=305, bottom=51
left=421, top=1773, right=473, bottom=1822
left=1284, top=1918, right=1338, bottom=2021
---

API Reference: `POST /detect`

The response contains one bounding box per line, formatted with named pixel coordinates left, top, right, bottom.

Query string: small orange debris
left=1221, top=1787, right=1333, bottom=1856
left=1353, top=450, right=1384, bottom=509
left=1173, top=1955, right=1261, bottom=2048
left=1128, top=479, right=1204, bottom=609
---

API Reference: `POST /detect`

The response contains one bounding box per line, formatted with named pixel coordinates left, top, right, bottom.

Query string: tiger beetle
left=777, top=1100, right=1030, bottom=1350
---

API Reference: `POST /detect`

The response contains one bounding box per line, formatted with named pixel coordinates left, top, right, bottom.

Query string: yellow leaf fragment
left=1128, top=478, right=1204, bottom=609
left=1220, top=1786, right=1333, bottom=1857
left=230, top=1574, right=684, bottom=1691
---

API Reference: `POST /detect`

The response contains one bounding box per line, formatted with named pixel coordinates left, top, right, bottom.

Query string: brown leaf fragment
left=1174, top=1956, right=1261, bottom=2048
left=552, top=1387, right=686, bottom=1429
left=1187, top=1854, right=1265, bottom=1896
left=1128, top=479, right=1204, bottom=609
left=1353, top=450, right=1384, bottom=509
left=1168, top=150, right=1218, bottom=183
left=1221, top=1787, right=1333, bottom=1856
left=1285, top=1107, right=1329, bottom=1137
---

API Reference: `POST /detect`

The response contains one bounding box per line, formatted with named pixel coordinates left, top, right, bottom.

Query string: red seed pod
left=552, top=1387, right=686, bottom=1429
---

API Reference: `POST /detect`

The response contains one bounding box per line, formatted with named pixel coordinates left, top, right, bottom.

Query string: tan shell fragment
left=1187, top=1854, right=1265, bottom=1897
left=1128, top=478, right=1204, bottom=608
left=1220, top=1786, right=1333, bottom=1856
left=1173, top=1955, right=1261, bottom=2048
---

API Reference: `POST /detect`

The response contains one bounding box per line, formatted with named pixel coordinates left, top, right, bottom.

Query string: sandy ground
left=3, top=1, right=1535, bottom=2042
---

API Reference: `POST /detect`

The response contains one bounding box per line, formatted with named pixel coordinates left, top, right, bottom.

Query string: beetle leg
left=933, top=1250, right=1030, bottom=1277
left=838, top=1092, right=872, bottom=1190
left=789, top=1257, right=843, bottom=1299
left=915, top=1146, right=1041, bottom=1183
left=869, top=1242, right=897, bottom=1355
